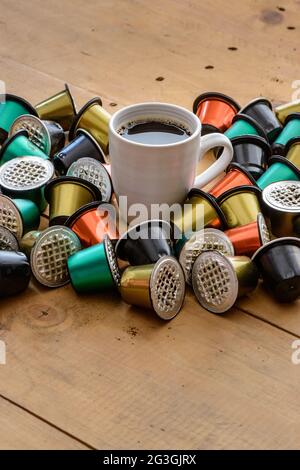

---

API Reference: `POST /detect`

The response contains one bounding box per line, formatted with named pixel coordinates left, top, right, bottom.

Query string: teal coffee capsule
left=257, top=155, right=300, bottom=190
left=31, top=226, right=81, bottom=288
left=9, top=114, right=65, bottom=157
left=68, top=235, right=120, bottom=293
left=0, top=94, right=38, bottom=144
left=0, top=130, right=49, bottom=165
left=272, top=114, right=300, bottom=155
left=0, top=194, right=40, bottom=239
left=225, top=113, right=267, bottom=140
left=0, top=156, right=54, bottom=212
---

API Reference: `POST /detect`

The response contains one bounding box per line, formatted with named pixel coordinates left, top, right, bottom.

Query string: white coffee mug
left=109, top=102, right=233, bottom=211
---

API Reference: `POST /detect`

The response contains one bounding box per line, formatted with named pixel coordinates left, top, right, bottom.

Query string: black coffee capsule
left=116, top=220, right=173, bottom=265
left=0, top=250, right=31, bottom=297
left=240, top=98, right=282, bottom=143
left=252, top=237, right=300, bottom=302
left=53, top=129, right=105, bottom=175
left=230, top=135, right=272, bottom=180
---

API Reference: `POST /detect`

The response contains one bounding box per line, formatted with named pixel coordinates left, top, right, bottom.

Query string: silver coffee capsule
left=179, top=228, right=234, bottom=285
left=262, top=180, right=300, bottom=237
left=192, top=251, right=259, bottom=314
left=67, top=157, right=112, bottom=202
left=9, top=114, right=65, bottom=157
left=0, top=156, right=54, bottom=211
left=30, top=226, right=81, bottom=287
left=0, top=225, right=19, bottom=251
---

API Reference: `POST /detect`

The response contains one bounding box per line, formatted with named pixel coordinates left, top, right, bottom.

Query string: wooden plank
left=0, top=0, right=299, bottom=449
left=1, top=285, right=300, bottom=449
left=0, top=0, right=298, bottom=107
left=0, top=397, right=88, bottom=449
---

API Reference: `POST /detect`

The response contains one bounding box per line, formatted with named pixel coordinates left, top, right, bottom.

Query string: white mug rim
left=109, top=101, right=202, bottom=149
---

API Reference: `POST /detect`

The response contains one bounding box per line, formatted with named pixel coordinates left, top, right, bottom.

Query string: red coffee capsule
left=193, top=92, right=240, bottom=134
left=209, top=163, right=257, bottom=198
left=225, top=213, right=270, bottom=256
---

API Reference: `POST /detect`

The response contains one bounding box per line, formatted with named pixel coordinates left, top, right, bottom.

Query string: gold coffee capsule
left=192, top=251, right=259, bottom=314
left=285, top=137, right=300, bottom=169
left=172, top=189, right=227, bottom=238
left=275, top=99, right=300, bottom=125
left=44, top=176, right=102, bottom=226
left=217, top=185, right=262, bottom=229
left=178, top=228, right=234, bottom=285
left=35, top=84, right=77, bottom=131
left=262, top=180, right=300, bottom=237
left=119, top=256, right=185, bottom=320
left=69, top=98, right=111, bottom=155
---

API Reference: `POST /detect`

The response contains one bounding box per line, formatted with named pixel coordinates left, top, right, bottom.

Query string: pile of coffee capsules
left=0, top=86, right=300, bottom=319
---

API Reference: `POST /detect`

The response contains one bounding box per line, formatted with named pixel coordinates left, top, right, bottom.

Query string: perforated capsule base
left=262, top=180, right=300, bottom=212
left=0, top=195, right=23, bottom=239
left=0, top=157, right=54, bottom=191
left=9, top=115, right=51, bottom=155
left=104, top=235, right=121, bottom=287
left=257, top=213, right=270, bottom=245
left=67, top=157, right=112, bottom=202
left=192, top=251, right=238, bottom=314
left=179, top=229, right=234, bottom=285
left=0, top=225, right=19, bottom=251
left=31, top=226, right=81, bottom=287
left=150, top=256, right=185, bottom=320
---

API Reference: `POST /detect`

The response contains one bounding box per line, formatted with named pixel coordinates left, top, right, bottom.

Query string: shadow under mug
left=109, top=102, right=233, bottom=222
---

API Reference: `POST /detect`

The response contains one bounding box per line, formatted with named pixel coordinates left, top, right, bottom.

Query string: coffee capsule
left=68, top=235, right=120, bottom=293
left=285, top=136, right=300, bottom=168
left=0, top=156, right=54, bottom=212
left=0, top=94, right=38, bottom=144
left=0, top=130, right=49, bottom=165
left=230, top=135, right=272, bottom=180
left=178, top=228, right=234, bottom=285
left=35, top=84, right=77, bottom=131
left=272, top=114, right=300, bottom=155
left=217, top=185, right=262, bottom=229
left=225, top=213, right=270, bottom=256
left=172, top=189, right=227, bottom=239
left=0, top=225, right=19, bottom=251
left=275, top=99, right=300, bottom=124
left=252, top=237, right=300, bottom=302
left=0, top=250, right=31, bottom=297
left=209, top=163, right=257, bottom=198
left=116, top=220, right=172, bottom=265
left=44, top=176, right=102, bottom=226
left=67, top=157, right=112, bottom=202
left=65, top=201, right=118, bottom=247
left=53, top=129, right=105, bottom=175
left=119, top=255, right=185, bottom=320
left=257, top=155, right=300, bottom=190
left=0, top=195, right=40, bottom=239
left=9, top=115, right=65, bottom=157
left=193, top=92, right=240, bottom=134
left=19, top=230, right=41, bottom=258
left=262, top=180, right=300, bottom=237
left=192, top=251, right=259, bottom=313
left=225, top=113, right=267, bottom=140
left=240, top=98, right=282, bottom=142
left=69, top=98, right=110, bottom=155
left=30, top=226, right=81, bottom=288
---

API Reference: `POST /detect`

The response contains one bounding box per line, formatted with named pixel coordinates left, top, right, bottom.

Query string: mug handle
left=193, top=133, right=233, bottom=189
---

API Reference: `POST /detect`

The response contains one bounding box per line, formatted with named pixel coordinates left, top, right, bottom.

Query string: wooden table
left=0, top=0, right=300, bottom=450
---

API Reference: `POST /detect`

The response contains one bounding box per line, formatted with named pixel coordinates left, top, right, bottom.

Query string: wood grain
left=0, top=397, right=88, bottom=449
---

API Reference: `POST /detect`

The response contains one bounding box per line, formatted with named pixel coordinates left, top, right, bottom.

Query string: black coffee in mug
left=117, top=119, right=192, bottom=145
